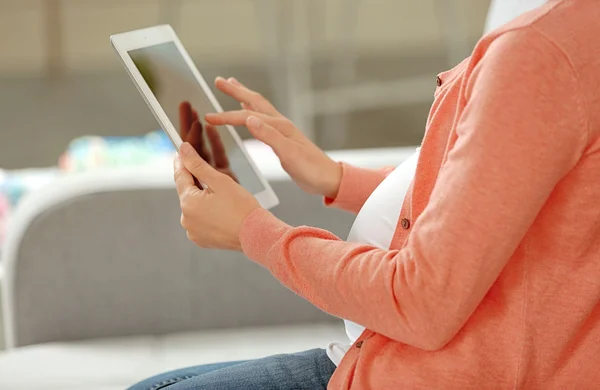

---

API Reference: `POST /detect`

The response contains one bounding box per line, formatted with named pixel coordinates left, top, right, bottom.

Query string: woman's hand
left=179, top=101, right=238, bottom=182
left=206, top=77, right=342, bottom=199
left=175, top=142, right=260, bottom=251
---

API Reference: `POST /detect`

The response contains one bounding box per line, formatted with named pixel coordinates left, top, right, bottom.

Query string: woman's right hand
left=205, top=77, right=342, bottom=199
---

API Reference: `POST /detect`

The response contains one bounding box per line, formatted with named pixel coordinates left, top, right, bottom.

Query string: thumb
left=179, top=142, right=221, bottom=188
left=246, top=116, right=286, bottom=152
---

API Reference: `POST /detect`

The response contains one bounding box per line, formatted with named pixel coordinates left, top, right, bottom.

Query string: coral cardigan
left=240, top=0, right=600, bottom=388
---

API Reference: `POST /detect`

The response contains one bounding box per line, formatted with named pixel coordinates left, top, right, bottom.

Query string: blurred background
left=0, top=1, right=496, bottom=389
left=0, top=0, right=490, bottom=169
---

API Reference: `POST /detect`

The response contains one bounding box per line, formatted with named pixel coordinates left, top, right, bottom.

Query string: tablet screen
left=128, top=42, right=265, bottom=194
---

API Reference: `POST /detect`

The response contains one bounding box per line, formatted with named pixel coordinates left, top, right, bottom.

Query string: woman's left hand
left=174, top=142, right=261, bottom=251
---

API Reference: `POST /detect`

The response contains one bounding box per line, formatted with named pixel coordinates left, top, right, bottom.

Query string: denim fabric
left=128, top=348, right=336, bottom=390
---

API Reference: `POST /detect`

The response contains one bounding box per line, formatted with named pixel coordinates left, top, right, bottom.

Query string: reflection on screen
left=129, top=42, right=265, bottom=194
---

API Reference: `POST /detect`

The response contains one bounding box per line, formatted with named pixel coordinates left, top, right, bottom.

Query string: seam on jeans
left=149, top=375, right=194, bottom=390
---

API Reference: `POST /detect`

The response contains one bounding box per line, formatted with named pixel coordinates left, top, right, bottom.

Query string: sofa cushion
left=0, top=323, right=346, bottom=390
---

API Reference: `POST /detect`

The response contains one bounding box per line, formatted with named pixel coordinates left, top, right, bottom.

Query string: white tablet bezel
left=110, top=24, right=279, bottom=209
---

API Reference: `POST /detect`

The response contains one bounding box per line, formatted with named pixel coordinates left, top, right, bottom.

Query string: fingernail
left=180, top=142, right=194, bottom=156
left=215, top=76, right=226, bottom=83
left=247, top=116, right=261, bottom=129
left=228, top=77, right=241, bottom=86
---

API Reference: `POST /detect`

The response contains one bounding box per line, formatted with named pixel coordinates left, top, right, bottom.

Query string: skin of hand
left=178, top=101, right=238, bottom=182
left=205, top=77, right=343, bottom=199
left=175, top=142, right=261, bottom=251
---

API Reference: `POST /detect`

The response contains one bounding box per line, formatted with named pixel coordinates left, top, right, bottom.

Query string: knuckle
left=220, top=175, right=235, bottom=186
left=187, top=232, right=206, bottom=248
left=190, top=161, right=205, bottom=174
left=173, top=169, right=183, bottom=181
left=273, top=117, right=292, bottom=129
left=179, top=195, right=192, bottom=213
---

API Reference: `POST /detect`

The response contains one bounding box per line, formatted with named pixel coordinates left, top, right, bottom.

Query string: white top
left=484, top=0, right=547, bottom=33
left=326, top=149, right=420, bottom=366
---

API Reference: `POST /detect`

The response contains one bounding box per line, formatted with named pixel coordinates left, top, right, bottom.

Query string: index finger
left=205, top=110, right=272, bottom=127
left=215, top=77, right=280, bottom=117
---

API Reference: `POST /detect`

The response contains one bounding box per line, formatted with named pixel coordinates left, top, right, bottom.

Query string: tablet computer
left=110, top=24, right=279, bottom=209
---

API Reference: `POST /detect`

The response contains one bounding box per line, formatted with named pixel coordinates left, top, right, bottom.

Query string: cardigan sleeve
left=323, top=163, right=394, bottom=214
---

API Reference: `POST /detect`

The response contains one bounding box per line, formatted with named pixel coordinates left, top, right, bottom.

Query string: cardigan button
left=436, top=75, right=442, bottom=87
left=355, top=341, right=364, bottom=348
left=401, top=218, right=411, bottom=230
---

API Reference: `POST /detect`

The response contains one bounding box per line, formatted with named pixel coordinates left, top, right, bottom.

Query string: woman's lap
left=127, top=361, right=245, bottom=390
left=128, top=348, right=336, bottom=390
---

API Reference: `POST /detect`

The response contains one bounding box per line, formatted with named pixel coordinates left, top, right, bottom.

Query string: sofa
left=0, top=144, right=414, bottom=389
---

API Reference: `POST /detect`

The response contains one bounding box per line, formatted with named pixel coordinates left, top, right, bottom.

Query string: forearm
left=239, top=209, right=464, bottom=350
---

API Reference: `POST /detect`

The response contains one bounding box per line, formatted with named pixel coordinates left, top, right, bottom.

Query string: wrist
left=322, top=159, right=343, bottom=199
left=239, top=208, right=291, bottom=269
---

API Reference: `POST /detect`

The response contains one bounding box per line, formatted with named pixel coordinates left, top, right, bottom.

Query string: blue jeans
left=128, top=348, right=336, bottom=390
